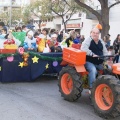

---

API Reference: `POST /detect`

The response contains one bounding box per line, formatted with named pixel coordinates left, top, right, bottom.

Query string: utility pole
left=9, top=0, right=12, bottom=28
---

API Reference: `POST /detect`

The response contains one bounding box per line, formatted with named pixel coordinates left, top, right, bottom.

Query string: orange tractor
left=58, top=47, right=120, bottom=119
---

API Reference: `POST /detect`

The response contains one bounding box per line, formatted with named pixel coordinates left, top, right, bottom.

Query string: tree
left=11, top=8, right=23, bottom=25
left=74, top=0, right=120, bottom=38
left=0, top=12, right=9, bottom=25
left=0, top=7, right=23, bottom=26
left=23, top=0, right=84, bottom=31
left=50, top=0, right=83, bottom=32
left=22, top=6, right=33, bottom=24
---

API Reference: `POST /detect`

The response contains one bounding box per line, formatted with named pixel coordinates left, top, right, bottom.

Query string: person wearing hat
left=23, top=30, right=37, bottom=51
left=47, top=34, right=62, bottom=52
left=47, top=34, right=58, bottom=52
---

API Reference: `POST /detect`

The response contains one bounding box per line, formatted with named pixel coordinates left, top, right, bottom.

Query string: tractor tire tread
left=58, top=66, right=83, bottom=102
left=92, top=75, right=120, bottom=119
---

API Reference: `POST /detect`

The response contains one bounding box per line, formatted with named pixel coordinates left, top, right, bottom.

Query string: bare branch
left=65, top=8, right=75, bottom=23
left=63, top=7, right=71, bottom=16
left=63, top=0, right=70, bottom=7
left=109, top=1, right=120, bottom=9
left=51, top=7, right=63, bottom=17
left=74, top=0, right=101, bottom=21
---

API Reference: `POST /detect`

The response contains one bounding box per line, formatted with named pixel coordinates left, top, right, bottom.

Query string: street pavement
left=0, top=75, right=120, bottom=120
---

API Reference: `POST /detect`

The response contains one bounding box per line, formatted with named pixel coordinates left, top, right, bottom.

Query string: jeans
left=85, top=62, right=103, bottom=88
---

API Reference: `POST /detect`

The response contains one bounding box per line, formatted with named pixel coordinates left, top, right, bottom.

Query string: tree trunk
left=99, top=7, right=110, bottom=39
left=62, top=17, right=67, bottom=33
left=38, top=19, right=41, bottom=29
left=100, top=21, right=110, bottom=39
left=63, top=21, right=67, bottom=33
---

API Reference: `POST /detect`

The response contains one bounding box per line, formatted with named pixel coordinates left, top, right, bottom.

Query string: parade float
left=0, top=32, right=62, bottom=83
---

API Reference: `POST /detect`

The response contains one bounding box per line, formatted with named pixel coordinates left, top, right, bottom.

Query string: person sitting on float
left=23, top=30, right=37, bottom=51
left=65, top=30, right=76, bottom=47
left=0, top=28, right=7, bottom=39
left=37, top=28, right=51, bottom=52
left=47, top=34, right=62, bottom=52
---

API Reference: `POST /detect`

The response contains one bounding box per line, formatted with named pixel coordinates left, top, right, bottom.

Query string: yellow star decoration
left=18, top=62, right=24, bottom=68
left=32, top=56, right=39, bottom=63
left=45, top=63, right=49, bottom=69
left=0, top=66, right=1, bottom=71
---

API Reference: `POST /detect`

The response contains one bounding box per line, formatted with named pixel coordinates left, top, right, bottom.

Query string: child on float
left=1, top=29, right=21, bottom=49
left=47, top=34, right=61, bottom=52
left=0, top=28, right=7, bottom=39
left=38, top=28, right=51, bottom=52
left=23, top=30, right=37, bottom=51
left=0, top=28, right=7, bottom=48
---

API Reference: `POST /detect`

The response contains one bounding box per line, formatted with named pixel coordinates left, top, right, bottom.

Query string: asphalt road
left=0, top=76, right=119, bottom=120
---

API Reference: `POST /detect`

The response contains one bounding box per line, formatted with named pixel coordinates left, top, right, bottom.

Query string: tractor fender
left=75, top=65, right=86, bottom=72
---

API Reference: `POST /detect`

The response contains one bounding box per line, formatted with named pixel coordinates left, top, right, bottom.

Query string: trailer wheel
left=92, top=75, right=120, bottom=119
left=58, top=66, right=83, bottom=102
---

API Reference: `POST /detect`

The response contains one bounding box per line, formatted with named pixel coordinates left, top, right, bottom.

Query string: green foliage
left=22, top=5, right=33, bottom=23
left=0, top=52, right=62, bottom=61
left=23, top=0, right=85, bottom=22
left=11, top=8, right=23, bottom=23
left=0, top=7, right=23, bottom=25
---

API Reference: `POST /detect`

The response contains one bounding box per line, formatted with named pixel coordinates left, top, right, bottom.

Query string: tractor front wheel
left=92, top=75, right=120, bottom=119
left=58, top=66, right=83, bottom=102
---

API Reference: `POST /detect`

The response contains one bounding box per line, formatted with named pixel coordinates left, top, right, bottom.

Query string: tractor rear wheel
left=58, top=66, right=83, bottom=102
left=91, top=75, right=120, bottom=119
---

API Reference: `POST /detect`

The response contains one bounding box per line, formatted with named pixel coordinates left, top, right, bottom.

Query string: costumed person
left=23, top=30, right=37, bottom=52
left=65, top=30, right=76, bottom=47
left=0, top=28, right=7, bottom=39
left=47, top=34, right=62, bottom=52
left=0, top=28, right=7, bottom=48
left=38, top=28, right=51, bottom=52
left=3, top=29, right=21, bottom=48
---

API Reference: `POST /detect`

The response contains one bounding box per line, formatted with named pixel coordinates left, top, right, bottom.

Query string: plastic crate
left=63, top=47, right=86, bottom=65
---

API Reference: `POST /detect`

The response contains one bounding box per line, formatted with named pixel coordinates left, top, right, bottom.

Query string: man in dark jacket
left=81, top=28, right=108, bottom=89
